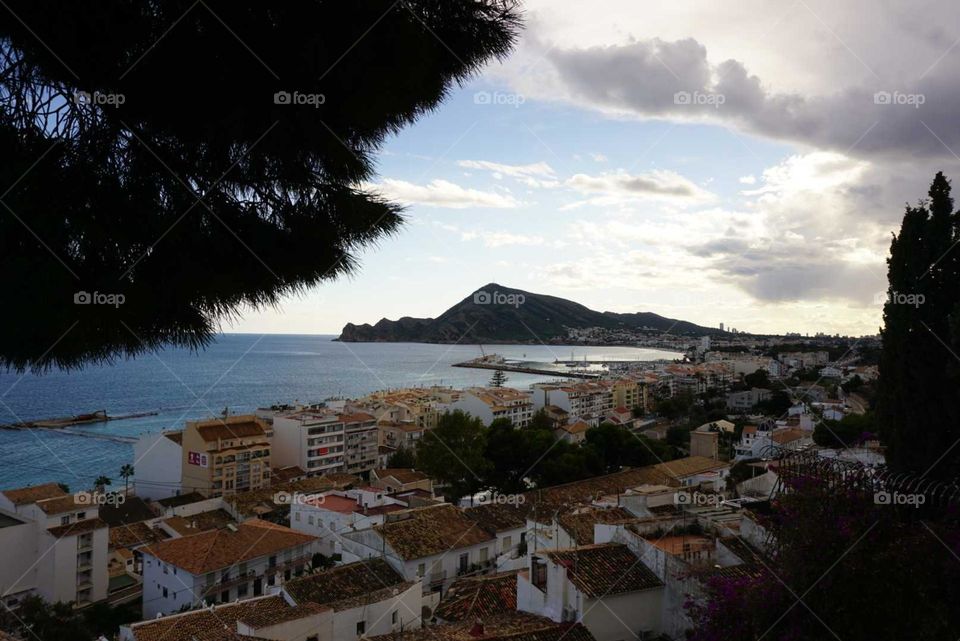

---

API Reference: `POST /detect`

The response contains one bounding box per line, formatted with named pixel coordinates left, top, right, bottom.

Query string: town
left=0, top=339, right=886, bottom=641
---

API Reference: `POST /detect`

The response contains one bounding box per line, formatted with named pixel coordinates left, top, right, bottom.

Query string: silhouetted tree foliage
left=879, top=172, right=960, bottom=477
left=0, top=1, right=521, bottom=371
left=386, top=446, right=416, bottom=469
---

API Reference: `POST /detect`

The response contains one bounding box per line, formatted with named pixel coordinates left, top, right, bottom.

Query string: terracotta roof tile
left=140, top=519, right=315, bottom=574
left=194, top=418, right=267, bottom=442
left=127, top=595, right=303, bottom=641
left=557, top=507, right=634, bottom=546
left=522, top=467, right=679, bottom=520
left=374, top=468, right=429, bottom=484
left=284, top=558, right=412, bottom=611
left=110, top=521, right=168, bottom=549
left=46, top=517, right=108, bottom=538
left=464, top=503, right=527, bottom=533
left=2, top=482, right=66, bottom=505
left=376, top=504, right=493, bottom=560
left=435, top=571, right=518, bottom=622
left=544, top=543, right=663, bottom=597
left=369, top=613, right=596, bottom=641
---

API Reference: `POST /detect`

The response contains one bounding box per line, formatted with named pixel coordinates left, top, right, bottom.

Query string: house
left=434, top=571, right=518, bottom=623
left=532, top=382, right=615, bottom=426
left=289, top=488, right=406, bottom=558
left=133, top=430, right=183, bottom=500
left=122, top=595, right=327, bottom=641
left=726, top=388, right=771, bottom=412
left=371, top=468, right=433, bottom=493
left=464, top=502, right=529, bottom=564
left=139, top=518, right=317, bottom=618
left=518, top=543, right=664, bottom=641
left=554, top=420, right=590, bottom=444
left=342, top=503, right=496, bottom=603
left=689, top=425, right=719, bottom=460
left=283, top=558, right=422, bottom=638
left=651, top=456, right=731, bottom=490
left=378, top=421, right=428, bottom=452
left=0, top=483, right=110, bottom=608
left=180, top=415, right=272, bottom=497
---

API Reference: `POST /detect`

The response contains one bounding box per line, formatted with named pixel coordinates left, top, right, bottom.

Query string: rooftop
left=190, top=416, right=268, bottom=442
left=522, top=466, right=680, bottom=519
left=465, top=502, right=527, bottom=533
left=434, top=571, right=518, bottom=622
left=557, top=507, right=635, bottom=546
left=544, top=543, right=664, bottom=597
left=377, top=504, right=493, bottom=560
left=110, top=521, right=168, bottom=549
left=374, top=468, right=429, bottom=484
left=141, top=519, right=315, bottom=574
left=126, top=595, right=309, bottom=641
left=99, top=496, right=156, bottom=527
left=652, top=456, right=730, bottom=481
left=162, top=508, right=236, bottom=535
left=284, top=558, right=412, bottom=611
left=2, top=482, right=66, bottom=506
left=368, top=613, right=596, bottom=641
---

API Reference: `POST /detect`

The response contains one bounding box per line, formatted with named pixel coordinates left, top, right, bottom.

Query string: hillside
left=337, top=284, right=720, bottom=343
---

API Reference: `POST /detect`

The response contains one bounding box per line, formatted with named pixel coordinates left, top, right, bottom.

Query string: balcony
left=77, top=559, right=93, bottom=572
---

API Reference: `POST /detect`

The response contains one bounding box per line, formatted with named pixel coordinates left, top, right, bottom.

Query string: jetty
left=0, top=409, right=158, bottom=431
left=452, top=357, right=602, bottom=379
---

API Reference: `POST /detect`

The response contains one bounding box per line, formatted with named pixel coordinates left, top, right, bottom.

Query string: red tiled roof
left=284, top=558, right=412, bottom=611
left=46, top=517, right=108, bottom=538
left=140, top=519, right=315, bottom=574
left=545, top=543, right=663, bottom=597
left=435, top=571, right=518, bottom=622
left=127, top=595, right=304, bottom=641
left=369, top=613, right=596, bottom=641
left=376, top=504, right=493, bottom=560
left=557, top=507, right=634, bottom=546
left=2, top=482, right=66, bottom=505
left=374, top=468, right=429, bottom=484
left=194, top=419, right=267, bottom=442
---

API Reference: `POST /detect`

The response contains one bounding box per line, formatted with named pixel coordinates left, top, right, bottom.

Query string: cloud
left=457, top=160, right=559, bottom=188
left=371, top=178, right=521, bottom=209
left=589, top=152, right=608, bottom=162
left=739, top=175, right=756, bottom=185
left=563, top=169, right=715, bottom=208
left=501, top=31, right=960, bottom=160
left=460, top=230, right=547, bottom=247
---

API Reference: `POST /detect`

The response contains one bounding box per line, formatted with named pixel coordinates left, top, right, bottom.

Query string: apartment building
left=289, top=487, right=406, bottom=557
left=0, top=483, right=109, bottom=608
left=449, top=387, right=535, bottom=427
left=181, top=416, right=272, bottom=498
left=377, top=421, right=426, bottom=452
left=726, top=387, right=772, bottom=411
left=611, top=378, right=649, bottom=414
left=532, top=381, right=615, bottom=425
left=139, top=519, right=316, bottom=618
left=356, top=387, right=460, bottom=430
left=272, top=407, right=378, bottom=477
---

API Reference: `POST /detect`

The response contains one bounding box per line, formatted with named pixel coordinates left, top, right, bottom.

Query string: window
left=356, top=621, right=366, bottom=636
left=237, top=583, right=248, bottom=598
left=458, top=553, right=469, bottom=573
left=221, top=590, right=229, bottom=603
left=392, top=611, right=398, bottom=625
left=76, top=512, right=86, bottom=520
left=503, top=535, right=512, bottom=550
left=162, top=587, right=168, bottom=598
left=60, top=515, right=70, bottom=526
left=479, top=547, right=488, bottom=563
left=532, top=557, right=548, bottom=591
left=308, top=515, right=314, bottom=525
left=417, top=563, right=425, bottom=577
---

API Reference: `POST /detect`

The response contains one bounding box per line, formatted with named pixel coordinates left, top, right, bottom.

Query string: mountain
left=337, top=284, right=720, bottom=343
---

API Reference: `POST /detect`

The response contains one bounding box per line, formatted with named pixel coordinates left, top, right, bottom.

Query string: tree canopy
left=878, top=172, right=960, bottom=477
left=0, top=1, right=521, bottom=371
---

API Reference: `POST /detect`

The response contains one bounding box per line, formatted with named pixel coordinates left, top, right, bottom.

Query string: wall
left=0, top=515, right=38, bottom=604
left=332, top=581, right=421, bottom=640
left=581, top=590, right=663, bottom=641
left=133, top=433, right=182, bottom=500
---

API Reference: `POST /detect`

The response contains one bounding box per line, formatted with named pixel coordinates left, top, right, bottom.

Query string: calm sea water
left=0, top=334, right=678, bottom=491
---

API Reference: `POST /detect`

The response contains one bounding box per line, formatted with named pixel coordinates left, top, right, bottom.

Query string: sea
left=0, top=334, right=680, bottom=491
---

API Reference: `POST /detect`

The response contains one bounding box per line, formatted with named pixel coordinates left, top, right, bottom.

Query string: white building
left=341, top=503, right=497, bottom=608
left=518, top=542, right=664, bottom=641
left=532, top=381, right=614, bottom=425
left=448, top=387, right=536, bottom=427
left=122, top=559, right=422, bottom=641
left=133, top=431, right=183, bottom=500
left=0, top=483, right=109, bottom=608
left=726, top=388, right=772, bottom=412
left=271, top=407, right=378, bottom=476
left=289, top=487, right=406, bottom=558
left=139, top=518, right=317, bottom=618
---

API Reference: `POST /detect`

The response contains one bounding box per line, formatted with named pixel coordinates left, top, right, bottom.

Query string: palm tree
left=94, top=476, right=110, bottom=493
left=119, top=464, right=134, bottom=495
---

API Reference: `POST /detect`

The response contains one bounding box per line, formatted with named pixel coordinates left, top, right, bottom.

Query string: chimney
left=469, top=618, right=484, bottom=637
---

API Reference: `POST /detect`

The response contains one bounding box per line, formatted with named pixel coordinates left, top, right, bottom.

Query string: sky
left=234, top=0, right=960, bottom=338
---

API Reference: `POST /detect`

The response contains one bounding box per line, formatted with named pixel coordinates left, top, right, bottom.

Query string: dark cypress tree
left=879, top=172, right=960, bottom=477
left=0, top=1, right=521, bottom=371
